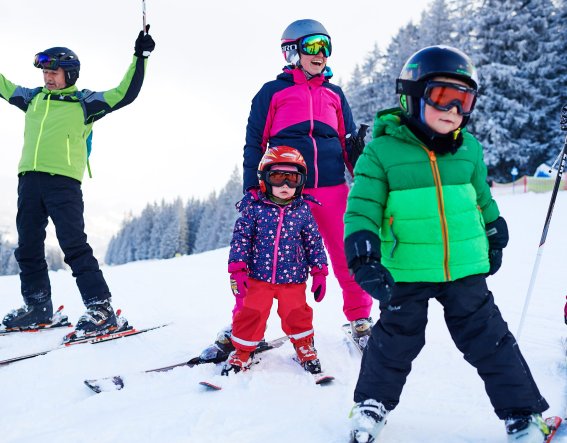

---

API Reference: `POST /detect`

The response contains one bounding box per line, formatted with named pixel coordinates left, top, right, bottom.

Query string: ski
left=0, top=305, right=72, bottom=336
left=199, top=381, right=222, bottom=391
left=292, top=355, right=335, bottom=386
left=341, top=323, right=364, bottom=356
left=545, top=416, right=563, bottom=442
left=0, top=322, right=170, bottom=366
left=84, top=335, right=289, bottom=393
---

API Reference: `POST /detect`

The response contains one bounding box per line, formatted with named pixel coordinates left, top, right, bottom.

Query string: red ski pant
left=306, top=183, right=373, bottom=321
left=231, top=279, right=314, bottom=352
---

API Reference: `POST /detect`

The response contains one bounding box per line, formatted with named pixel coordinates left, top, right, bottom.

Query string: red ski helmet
left=257, top=146, right=307, bottom=195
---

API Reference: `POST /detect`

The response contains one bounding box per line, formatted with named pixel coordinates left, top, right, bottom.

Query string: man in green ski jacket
left=0, top=26, right=155, bottom=338
left=345, top=46, right=549, bottom=443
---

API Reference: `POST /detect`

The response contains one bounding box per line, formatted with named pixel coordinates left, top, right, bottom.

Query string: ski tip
left=199, top=381, right=222, bottom=391
left=84, top=379, right=102, bottom=394
left=56, top=305, right=64, bottom=312
left=315, top=375, right=335, bottom=385
left=116, top=309, right=122, bottom=317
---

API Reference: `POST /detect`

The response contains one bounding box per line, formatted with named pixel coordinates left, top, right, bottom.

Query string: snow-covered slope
left=0, top=192, right=566, bottom=443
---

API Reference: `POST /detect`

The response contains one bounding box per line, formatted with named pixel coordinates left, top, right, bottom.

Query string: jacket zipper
left=66, top=136, right=71, bottom=166
left=33, top=93, right=52, bottom=170
left=421, top=146, right=451, bottom=281
left=306, top=84, right=319, bottom=187
left=271, top=205, right=285, bottom=283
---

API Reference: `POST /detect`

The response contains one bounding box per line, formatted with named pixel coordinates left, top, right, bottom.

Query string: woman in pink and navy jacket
left=241, top=19, right=373, bottom=338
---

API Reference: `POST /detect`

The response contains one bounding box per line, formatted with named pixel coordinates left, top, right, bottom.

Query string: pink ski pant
left=231, top=183, right=372, bottom=322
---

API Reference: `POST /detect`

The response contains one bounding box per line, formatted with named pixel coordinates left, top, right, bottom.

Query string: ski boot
left=350, top=317, right=373, bottom=350
left=293, top=336, right=321, bottom=371
left=505, top=413, right=549, bottom=443
left=198, top=325, right=235, bottom=363
left=349, top=399, right=389, bottom=443
left=69, top=300, right=121, bottom=340
left=221, top=349, right=254, bottom=375
left=2, top=299, right=54, bottom=330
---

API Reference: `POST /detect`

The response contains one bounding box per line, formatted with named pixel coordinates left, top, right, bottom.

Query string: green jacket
left=0, top=56, right=147, bottom=182
left=344, top=108, right=500, bottom=283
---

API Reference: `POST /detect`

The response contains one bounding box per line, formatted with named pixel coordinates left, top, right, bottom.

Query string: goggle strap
left=396, top=79, right=425, bottom=97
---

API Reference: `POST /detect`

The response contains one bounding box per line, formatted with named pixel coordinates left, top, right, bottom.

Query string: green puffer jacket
left=0, top=56, right=147, bottom=182
left=344, top=108, right=500, bottom=283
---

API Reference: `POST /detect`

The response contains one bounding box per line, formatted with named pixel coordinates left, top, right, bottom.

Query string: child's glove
left=310, top=265, right=329, bottom=302
left=564, top=295, right=567, bottom=325
left=134, top=25, right=156, bottom=58
left=352, top=260, right=394, bottom=304
left=345, top=230, right=394, bottom=304
left=228, top=262, right=248, bottom=298
left=485, top=216, right=509, bottom=275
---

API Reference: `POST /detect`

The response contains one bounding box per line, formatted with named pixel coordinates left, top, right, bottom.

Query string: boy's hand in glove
left=310, top=265, right=329, bottom=302
left=352, top=259, right=394, bottom=304
left=135, top=25, right=156, bottom=58
left=345, top=230, right=394, bottom=303
left=485, top=216, right=509, bottom=275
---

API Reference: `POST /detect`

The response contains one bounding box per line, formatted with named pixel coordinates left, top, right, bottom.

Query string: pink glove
left=228, top=262, right=249, bottom=298
left=564, top=295, right=567, bottom=325
left=310, top=265, right=329, bottom=302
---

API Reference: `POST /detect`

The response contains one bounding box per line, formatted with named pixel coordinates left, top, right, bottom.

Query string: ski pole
left=142, top=0, right=147, bottom=33
left=517, top=105, right=567, bottom=339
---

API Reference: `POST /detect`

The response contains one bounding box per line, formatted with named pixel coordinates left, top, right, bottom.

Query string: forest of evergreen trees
left=344, top=0, right=567, bottom=181
left=105, top=168, right=243, bottom=265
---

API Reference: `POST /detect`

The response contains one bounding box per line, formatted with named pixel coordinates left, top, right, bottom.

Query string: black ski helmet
left=34, top=47, right=80, bottom=86
left=396, top=45, right=478, bottom=127
left=281, top=19, right=330, bottom=66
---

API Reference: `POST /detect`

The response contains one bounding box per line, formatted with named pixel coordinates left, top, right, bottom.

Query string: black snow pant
left=354, top=274, right=548, bottom=419
left=15, top=172, right=111, bottom=307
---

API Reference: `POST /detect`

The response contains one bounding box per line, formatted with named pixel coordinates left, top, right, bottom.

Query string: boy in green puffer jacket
left=345, top=46, right=549, bottom=443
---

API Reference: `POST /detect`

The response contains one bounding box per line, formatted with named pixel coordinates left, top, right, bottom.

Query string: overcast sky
left=0, top=0, right=431, bottom=254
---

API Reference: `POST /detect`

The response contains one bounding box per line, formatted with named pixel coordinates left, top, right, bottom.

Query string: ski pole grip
left=561, top=105, right=567, bottom=131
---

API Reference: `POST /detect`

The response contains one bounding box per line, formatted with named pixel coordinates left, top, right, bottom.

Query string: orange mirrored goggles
left=265, top=170, right=306, bottom=188
left=424, top=82, right=477, bottom=116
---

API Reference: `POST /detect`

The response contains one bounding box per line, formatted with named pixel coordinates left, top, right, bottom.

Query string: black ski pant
left=354, top=274, right=548, bottom=419
left=15, top=172, right=111, bottom=307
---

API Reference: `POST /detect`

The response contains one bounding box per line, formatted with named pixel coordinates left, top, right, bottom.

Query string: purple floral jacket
left=229, top=192, right=327, bottom=284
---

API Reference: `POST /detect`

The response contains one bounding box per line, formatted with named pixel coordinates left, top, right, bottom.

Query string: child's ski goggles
left=265, top=170, right=306, bottom=188
left=34, top=53, right=60, bottom=70
left=423, top=81, right=477, bottom=116
left=299, top=34, right=332, bottom=57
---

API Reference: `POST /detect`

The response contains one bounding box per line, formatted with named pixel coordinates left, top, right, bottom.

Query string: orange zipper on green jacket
left=420, top=146, right=451, bottom=281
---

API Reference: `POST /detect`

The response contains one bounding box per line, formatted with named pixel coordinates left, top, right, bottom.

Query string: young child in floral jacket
left=222, top=146, right=328, bottom=375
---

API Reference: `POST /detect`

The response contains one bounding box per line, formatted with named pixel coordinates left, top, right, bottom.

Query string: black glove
left=345, top=230, right=394, bottom=303
left=352, top=259, right=394, bottom=303
left=485, top=216, right=509, bottom=275
left=135, top=25, right=156, bottom=58
left=347, top=132, right=366, bottom=167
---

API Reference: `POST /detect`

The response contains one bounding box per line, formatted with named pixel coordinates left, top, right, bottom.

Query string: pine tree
left=467, top=0, right=561, bottom=179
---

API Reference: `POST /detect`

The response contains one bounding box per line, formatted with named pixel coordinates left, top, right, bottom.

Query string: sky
left=0, top=0, right=432, bottom=255
left=0, top=191, right=565, bottom=442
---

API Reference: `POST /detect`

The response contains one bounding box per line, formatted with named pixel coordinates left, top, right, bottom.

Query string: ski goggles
left=423, top=81, right=478, bottom=116
left=265, top=170, right=306, bottom=188
left=34, top=53, right=60, bottom=70
left=299, top=34, right=332, bottom=57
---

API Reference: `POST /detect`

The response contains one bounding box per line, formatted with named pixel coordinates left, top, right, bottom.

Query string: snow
left=0, top=191, right=566, bottom=443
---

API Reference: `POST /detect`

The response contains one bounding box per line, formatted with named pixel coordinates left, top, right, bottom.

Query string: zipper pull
left=428, top=151, right=437, bottom=162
